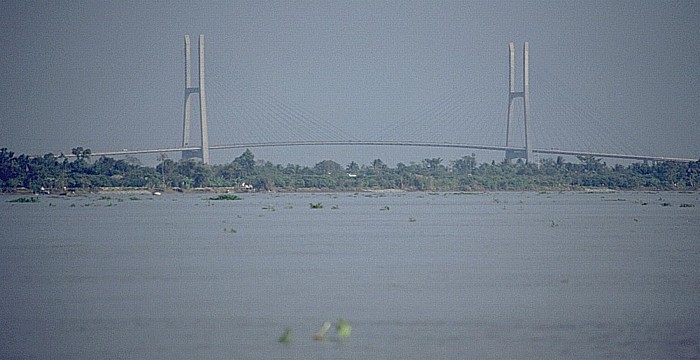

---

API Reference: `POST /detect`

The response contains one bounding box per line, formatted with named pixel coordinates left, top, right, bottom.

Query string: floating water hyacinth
left=336, top=318, right=351, bottom=340
left=208, top=194, right=242, bottom=201
left=278, top=327, right=293, bottom=344
left=8, top=197, right=38, bottom=203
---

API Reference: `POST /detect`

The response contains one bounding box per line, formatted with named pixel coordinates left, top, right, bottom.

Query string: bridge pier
left=181, top=149, right=203, bottom=161
left=505, top=149, right=529, bottom=162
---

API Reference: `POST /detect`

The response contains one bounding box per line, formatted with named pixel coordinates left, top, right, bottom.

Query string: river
left=1, top=191, right=698, bottom=359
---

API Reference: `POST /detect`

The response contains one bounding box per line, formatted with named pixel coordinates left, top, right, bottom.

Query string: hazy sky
left=1, top=1, right=698, bottom=166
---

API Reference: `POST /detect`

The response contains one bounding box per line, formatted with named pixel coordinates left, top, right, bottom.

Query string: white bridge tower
left=505, top=42, right=532, bottom=163
left=181, top=34, right=210, bottom=164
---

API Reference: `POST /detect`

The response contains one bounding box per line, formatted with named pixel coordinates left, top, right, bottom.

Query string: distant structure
left=181, top=34, right=210, bottom=164
left=505, top=41, right=532, bottom=163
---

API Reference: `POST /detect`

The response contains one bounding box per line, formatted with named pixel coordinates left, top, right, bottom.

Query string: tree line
left=1, top=147, right=698, bottom=192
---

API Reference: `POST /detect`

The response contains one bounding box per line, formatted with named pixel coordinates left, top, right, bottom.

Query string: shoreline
left=1, top=186, right=697, bottom=196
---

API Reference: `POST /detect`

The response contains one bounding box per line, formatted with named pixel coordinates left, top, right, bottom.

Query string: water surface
left=1, top=191, right=698, bottom=359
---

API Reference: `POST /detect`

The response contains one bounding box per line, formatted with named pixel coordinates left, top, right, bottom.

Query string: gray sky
left=1, top=1, right=698, bottom=166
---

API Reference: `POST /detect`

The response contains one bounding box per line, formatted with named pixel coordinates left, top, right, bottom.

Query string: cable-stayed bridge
left=80, top=36, right=697, bottom=164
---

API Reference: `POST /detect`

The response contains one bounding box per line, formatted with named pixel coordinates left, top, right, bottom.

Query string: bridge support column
left=182, top=34, right=210, bottom=164
left=505, top=41, right=532, bottom=163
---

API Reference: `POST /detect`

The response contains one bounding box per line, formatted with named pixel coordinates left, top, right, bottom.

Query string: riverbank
left=2, top=148, right=699, bottom=194
left=2, top=185, right=697, bottom=196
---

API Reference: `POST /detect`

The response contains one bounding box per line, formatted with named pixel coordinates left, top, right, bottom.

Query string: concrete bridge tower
left=181, top=34, right=210, bottom=164
left=505, top=42, right=532, bottom=162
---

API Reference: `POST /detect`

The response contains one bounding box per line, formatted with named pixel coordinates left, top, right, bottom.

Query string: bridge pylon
left=505, top=41, right=532, bottom=163
left=181, top=34, right=210, bottom=164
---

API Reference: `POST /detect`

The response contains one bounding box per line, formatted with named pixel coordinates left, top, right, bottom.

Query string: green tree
left=71, top=147, right=91, bottom=161
left=156, top=153, right=171, bottom=188
left=346, top=161, right=360, bottom=174
left=0, top=148, right=19, bottom=188
left=70, top=147, right=92, bottom=174
left=451, top=154, right=477, bottom=175
left=577, top=155, right=604, bottom=173
left=314, top=160, right=344, bottom=175
left=370, top=159, right=387, bottom=175
left=176, top=159, right=212, bottom=188
left=423, top=158, right=444, bottom=171
left=234, top=149, right=255, bottom=176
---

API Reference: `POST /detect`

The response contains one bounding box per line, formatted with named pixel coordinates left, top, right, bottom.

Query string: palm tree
left=158, top=153, right=168, bottom=189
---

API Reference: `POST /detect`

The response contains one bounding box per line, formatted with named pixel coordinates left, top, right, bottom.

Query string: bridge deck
left=69, top=141, right=697, bottom=163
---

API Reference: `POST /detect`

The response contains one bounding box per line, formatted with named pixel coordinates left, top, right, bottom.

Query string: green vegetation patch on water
left=336, top=318, right=351, bottom=340
left=278, top=327, right=293, bottom=344
left=208, top=194, right=243, bottom=201
left=8, top=196, right=39, bottom=203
